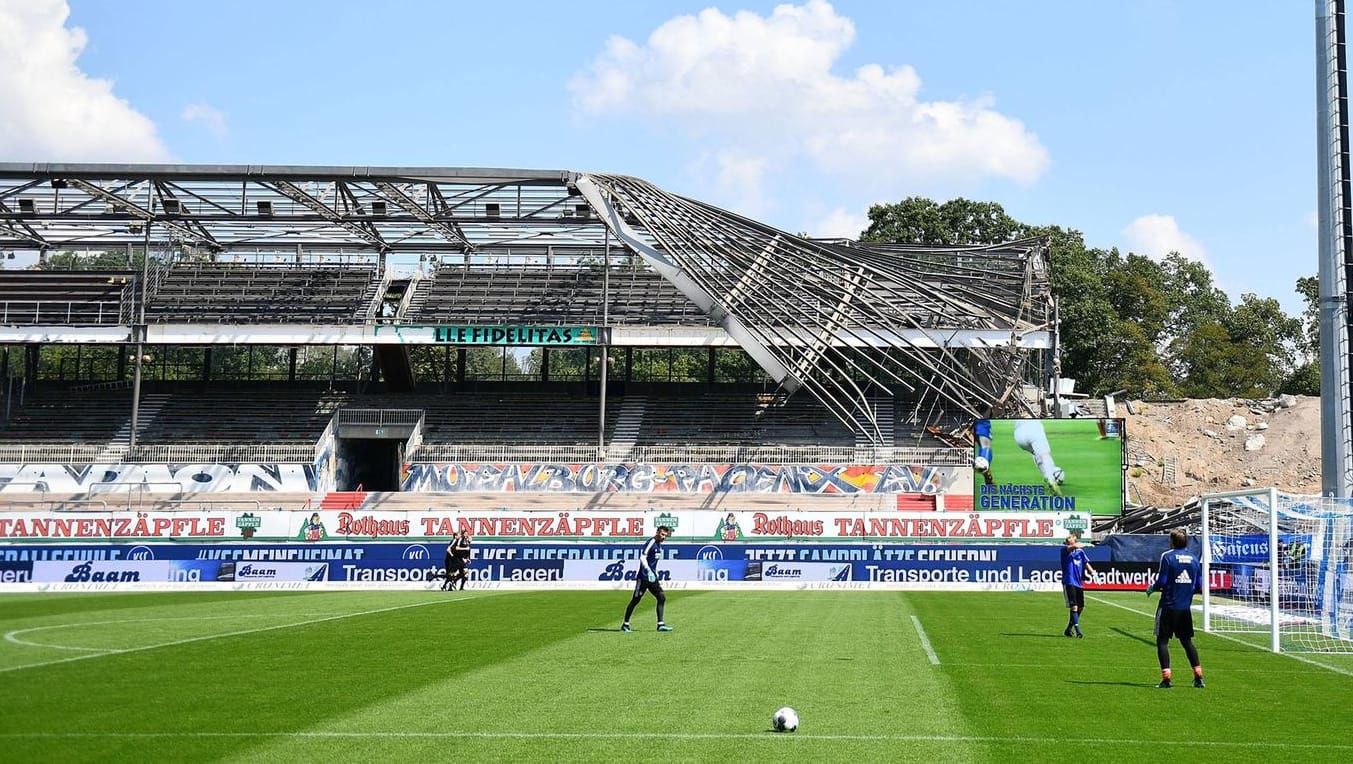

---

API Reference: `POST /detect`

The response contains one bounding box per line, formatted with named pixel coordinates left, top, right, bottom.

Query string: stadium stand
left=146, top=264, right=380, bottom=324
left=0, top=386, right=132, bottom=442
left=134, top=388, right=347, bottom=444
left=407, top=265, right=710, bottom=326
left=0, top=270, right=134, bottom=325
left=636, top=390, right=852, bottom=448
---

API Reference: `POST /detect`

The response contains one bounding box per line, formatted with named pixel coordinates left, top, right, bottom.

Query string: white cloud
left=808, top=207, right=869, bottom=239
left=1121, top=214, right=1208, bottom=265
left=0, top=0, right=169, bottom=161
left=695, top=150, right=771, bottom=219
left=182, top=102, right=228, bottom=139
left=570, top=1, right=1048, bottom=191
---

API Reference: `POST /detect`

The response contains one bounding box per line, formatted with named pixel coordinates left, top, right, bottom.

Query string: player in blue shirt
left=622, top=525, right=673, bottom=632
left=1060, top=533, right=1096, bottom=637
left=1147, top=529, right=1205, bottom=688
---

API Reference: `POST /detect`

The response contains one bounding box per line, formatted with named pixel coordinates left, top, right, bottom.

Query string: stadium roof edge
left=0, top=162, right=578, bottom=184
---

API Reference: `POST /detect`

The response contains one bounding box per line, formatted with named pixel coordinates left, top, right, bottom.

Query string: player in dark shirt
left=1147, top=529, right=1205, bottom=688
left=451, top=531, right=472, bottom=590
left=1060, top=533, right=1096, bottom=637
left=622, top=526, right=673, bottom=632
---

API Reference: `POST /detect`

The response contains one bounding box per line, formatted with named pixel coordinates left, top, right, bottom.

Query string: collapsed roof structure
left=0, top=163, right=1056, bottom=445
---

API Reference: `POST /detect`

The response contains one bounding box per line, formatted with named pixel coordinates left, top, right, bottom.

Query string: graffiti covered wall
left=0, top=464, right=318, bottom=494
left=401, top=463, right=969, bottom=495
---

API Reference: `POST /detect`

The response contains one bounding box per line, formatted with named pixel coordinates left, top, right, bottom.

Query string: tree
left=463, top=348, right=523, bottom=380
left=1282, top=276, right=1321, bottom=395
left=39, top=250, right=141, bottom=270
left=857, top=197, right=1305, bottom=399
left=861, top=197, right=1029, bottom=245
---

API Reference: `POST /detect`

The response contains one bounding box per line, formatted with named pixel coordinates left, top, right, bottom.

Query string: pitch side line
left=910, top=615, right=940, bottom=665
left=1087, top=595, right=1353, bottom=679
left=0, top=594, right=492, bottom=675
left=0, top=731, right=1350, bottom=751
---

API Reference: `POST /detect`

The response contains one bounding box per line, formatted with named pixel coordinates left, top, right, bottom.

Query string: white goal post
left=1200, top=488, right=1353, bottom=653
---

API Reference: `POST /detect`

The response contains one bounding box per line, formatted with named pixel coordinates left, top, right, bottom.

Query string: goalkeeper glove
left=1145, top=585, right=1156, bottom=597
left=644, top=569, right=657, bottom=583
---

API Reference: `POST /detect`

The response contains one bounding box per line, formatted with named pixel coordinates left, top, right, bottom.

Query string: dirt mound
left=1123, top=395, right=1321, bottom=507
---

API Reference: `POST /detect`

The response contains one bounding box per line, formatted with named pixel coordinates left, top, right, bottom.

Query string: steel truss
left=0, top=163, right=1054, bottom=445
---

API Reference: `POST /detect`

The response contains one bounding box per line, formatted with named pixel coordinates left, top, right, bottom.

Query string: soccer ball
left=772, top=706, right=799, bottom=733
left=973, top=456, right=989, bottom=472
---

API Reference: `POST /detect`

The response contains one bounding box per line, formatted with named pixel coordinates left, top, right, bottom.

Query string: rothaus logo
left=402, top=545, right=432, bottom=561
left=696, top=545, right=723, bottom=560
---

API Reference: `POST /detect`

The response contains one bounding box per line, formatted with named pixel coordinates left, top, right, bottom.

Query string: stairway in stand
left=319, top=490, right=369, bottom=510
left=853, top=397, right=894, bottom=462
left=605, top=396, right=647, bottom=462
left=97, top=393, right=169, bottom=462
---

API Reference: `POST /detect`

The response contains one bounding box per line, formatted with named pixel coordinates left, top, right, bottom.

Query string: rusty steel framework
left=0, top=163, right=1055, bottom=445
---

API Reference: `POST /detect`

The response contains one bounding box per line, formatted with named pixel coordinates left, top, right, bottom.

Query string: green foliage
left=2, top=590, right=1350, bottom=761
left=861, top=197, right=1029, bottom=245
left=1281, top=360, right=1321, bottom=396
left=1295, top=275, right=1319, bottom=357
left=860, top=197, right=1308, bottom=398
left=38, top=250, right=142, bottom=270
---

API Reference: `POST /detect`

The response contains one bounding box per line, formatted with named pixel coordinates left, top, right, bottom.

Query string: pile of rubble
left=1122, top=394, right=1321, bottom=507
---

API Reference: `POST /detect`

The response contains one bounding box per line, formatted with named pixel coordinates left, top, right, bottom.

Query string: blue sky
left=0, top=1, right=1316, bottom=313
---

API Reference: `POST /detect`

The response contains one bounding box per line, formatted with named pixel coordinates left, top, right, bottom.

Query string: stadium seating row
left=0, top=386, right=958, bottom=455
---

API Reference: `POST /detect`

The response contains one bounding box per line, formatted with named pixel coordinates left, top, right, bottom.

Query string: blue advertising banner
left=0, top=542, right=1113, bottom=587
left=1208, top=534, right=1312, bottom=564
left=0, top=560, right=32, bottom=582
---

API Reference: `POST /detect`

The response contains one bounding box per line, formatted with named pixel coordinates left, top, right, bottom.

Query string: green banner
left=431, top=325, right=602, bottom=346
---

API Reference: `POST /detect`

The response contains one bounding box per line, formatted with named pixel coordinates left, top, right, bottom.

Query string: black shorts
left=1154, top=607, right=1195, bottom=641
left=632, top=577, right=663, bottom=598
left=445, top=554, right=465, bottom=573
left=1062, top=585, right=1085, bottom=610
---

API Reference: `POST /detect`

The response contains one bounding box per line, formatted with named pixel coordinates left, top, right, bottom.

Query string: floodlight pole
left=1318, top=0, right=1353, bottom=496
left=129, top=217, right=151, bottom=449
left=598, top=228, right=610, bottom=461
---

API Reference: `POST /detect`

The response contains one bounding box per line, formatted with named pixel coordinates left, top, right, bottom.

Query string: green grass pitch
left=985, top=419, right=1124, bottom=515
left=2, top=589, right=1351, bottom=762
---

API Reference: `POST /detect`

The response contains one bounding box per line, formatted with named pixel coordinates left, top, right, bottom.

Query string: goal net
left=1201, top=488, right=1353, bottom=653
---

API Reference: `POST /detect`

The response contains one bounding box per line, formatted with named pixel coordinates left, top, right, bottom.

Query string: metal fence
left=0, top=440, right=965, bottom=466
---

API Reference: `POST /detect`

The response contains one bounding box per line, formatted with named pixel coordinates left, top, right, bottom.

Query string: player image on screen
left=974, top=418, right=1125, bottom=515
left=974, top=419, right=995, bottom=485
left=1013, top=420, right=1065, bottom=496
left=974, top=419, right=1064, bottom=495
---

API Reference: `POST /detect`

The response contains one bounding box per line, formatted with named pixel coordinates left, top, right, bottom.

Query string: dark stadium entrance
left=334, top=409, right=421, bottom=492
left=339, top=438, right=402, bottom=491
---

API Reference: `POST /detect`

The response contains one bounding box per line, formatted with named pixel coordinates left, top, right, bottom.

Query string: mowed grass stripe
left=0, top=592, right=484, bottom=673
left=2, top=590, right=1351, bottom=763
left=0, top=591, right=587, bottom=762
left=1088, top=593, right=1353, bottom=679
left=216, top=590, right=980, bottom=763
left=5, top=730, right=1353, bottom=751
left=917, top=590, right=1353, bottom=762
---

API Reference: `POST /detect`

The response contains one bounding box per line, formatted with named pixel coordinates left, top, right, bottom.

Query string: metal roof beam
left=266, top=180, right=387, bottom=249
left=66, top=178, right=216, bottom=249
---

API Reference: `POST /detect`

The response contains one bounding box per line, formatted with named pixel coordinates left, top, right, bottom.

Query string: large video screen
left=973, top=418, right=1125, bottom=516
